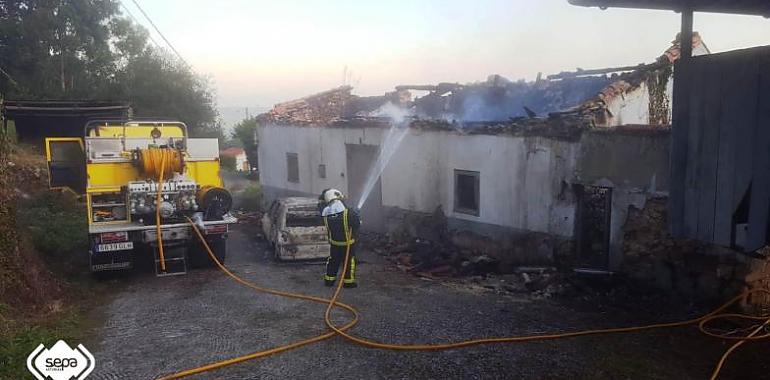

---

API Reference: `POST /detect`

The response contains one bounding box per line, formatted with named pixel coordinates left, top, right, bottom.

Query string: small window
left=454, top=170, right=480, bottom=216
left=318, top=164, right=327, bottom=179
left=287, top=153, right=299, bottom=183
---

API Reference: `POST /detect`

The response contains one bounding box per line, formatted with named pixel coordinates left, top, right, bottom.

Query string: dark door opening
left=574, top=184, right=612, bottom=270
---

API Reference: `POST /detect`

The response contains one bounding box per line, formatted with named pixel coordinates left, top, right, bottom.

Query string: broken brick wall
left=575, top=128, right=671, bottom=270
left=622, top=197, right=758, bottom=300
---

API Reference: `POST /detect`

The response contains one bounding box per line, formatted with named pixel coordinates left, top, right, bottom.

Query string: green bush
left=220, top=155, right=237, bottom=171
left=238, top=184, right=263, bottom=211
left=17, top=192, right=88, bottom=257
left=5, top=120, right=17, bottom=143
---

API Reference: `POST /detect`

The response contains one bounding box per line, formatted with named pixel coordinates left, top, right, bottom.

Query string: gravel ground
left=84, top=225, right=769, bottom=380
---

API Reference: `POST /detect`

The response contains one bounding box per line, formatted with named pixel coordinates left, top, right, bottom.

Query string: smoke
left=374, top=101, right=412, bottom=124
left=408, top=74, right=612, bottom=123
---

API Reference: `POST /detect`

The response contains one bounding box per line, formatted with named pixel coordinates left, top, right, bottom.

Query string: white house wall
left=259, top=124, right=579, bottom=238
left=605, top=82, right=652, bottom=126
left=603, top=68, right=678, bottom=127
left=380, top=129, right=442, bottom=213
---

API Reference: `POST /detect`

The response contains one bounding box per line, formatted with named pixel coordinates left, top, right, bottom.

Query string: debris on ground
left=359, top=230, right=574, bottom=299
left=233, top=210, right=264, bottom=238
left=234, top=210, right=263, bottom=225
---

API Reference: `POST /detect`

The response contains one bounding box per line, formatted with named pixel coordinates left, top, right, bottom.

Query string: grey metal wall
left=670, top=45, right=770, bottom=251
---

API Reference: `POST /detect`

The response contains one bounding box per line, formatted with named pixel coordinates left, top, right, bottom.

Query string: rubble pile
left=460, top=267, right=567, bottom=299
left=360, top=231, right=570, bottom=299
left=622, top=197, right=751, bottom=299
left=233, top=210, right=264, bottom=237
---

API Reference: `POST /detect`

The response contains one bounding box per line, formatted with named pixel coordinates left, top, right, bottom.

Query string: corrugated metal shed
left=2, top=100, right=131, bottom=140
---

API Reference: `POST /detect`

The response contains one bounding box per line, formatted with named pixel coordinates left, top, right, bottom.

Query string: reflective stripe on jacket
left=323, top=208, right=356, bottom=246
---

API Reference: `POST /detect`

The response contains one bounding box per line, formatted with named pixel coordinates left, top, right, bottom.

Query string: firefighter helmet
left=323, top=188, right=344, bottom=203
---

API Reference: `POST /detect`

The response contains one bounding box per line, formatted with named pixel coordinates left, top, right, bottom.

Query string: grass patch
left=5, top=120, right=17, bottom=143
left=0, top=306, right=85, bottom=380
left=0, top=274, right=112, bottom=380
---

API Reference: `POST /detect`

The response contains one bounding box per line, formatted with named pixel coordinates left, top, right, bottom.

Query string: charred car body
left=262, top=197, right=330, bottom=260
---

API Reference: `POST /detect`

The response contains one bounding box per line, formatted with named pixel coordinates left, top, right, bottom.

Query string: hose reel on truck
left=128, top=146, right=231, bottom=225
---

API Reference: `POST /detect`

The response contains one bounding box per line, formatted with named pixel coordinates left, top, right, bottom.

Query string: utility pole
left=669, top=5, right=694, bottom=237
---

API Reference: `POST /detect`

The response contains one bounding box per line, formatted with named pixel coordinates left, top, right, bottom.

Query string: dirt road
left=84, top=225, right=768, bottom=379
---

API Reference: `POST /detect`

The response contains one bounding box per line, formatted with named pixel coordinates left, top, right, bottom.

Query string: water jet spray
left=355, top=103, right=411, bottom=210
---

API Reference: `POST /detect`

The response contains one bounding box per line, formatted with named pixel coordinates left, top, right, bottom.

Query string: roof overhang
left=568, top=0, right=770, bottom=17
left=2, top=100, right=131, bottom=118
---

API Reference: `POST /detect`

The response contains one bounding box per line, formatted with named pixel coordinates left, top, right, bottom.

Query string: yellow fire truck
left=45, top=120, right=236, bottom=275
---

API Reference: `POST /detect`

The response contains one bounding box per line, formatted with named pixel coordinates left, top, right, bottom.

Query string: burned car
left=262, top=197, right=330, bottom=260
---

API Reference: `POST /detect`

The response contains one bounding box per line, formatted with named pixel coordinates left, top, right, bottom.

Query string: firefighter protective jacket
left=322, top=200, right=360, bottom=246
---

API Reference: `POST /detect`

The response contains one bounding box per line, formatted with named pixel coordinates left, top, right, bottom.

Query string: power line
left=119, top=0, right=161, bottom=49
left=129, top=0, right=190, bottom=68
left=0, top=65, right=18, bottom=87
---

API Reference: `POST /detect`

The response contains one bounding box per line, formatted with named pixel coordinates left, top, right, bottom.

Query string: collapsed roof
left=259, top=33, right=708, bottom=128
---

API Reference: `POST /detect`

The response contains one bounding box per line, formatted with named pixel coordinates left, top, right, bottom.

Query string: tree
left=0, top=0, right=120, bottom=98
left=0, top=0, right=221, bottom=137
left=107, top=47, right=220, bottom=137
left=231, top=118, right=258, bottom=171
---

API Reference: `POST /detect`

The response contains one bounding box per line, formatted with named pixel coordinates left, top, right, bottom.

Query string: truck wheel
left=208, top=238, right=227, bottom=267
left=190, top=238, right=227, bottom=268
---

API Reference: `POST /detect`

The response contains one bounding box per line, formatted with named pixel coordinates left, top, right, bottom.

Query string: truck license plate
left=97, top=242, right=134, bottom=252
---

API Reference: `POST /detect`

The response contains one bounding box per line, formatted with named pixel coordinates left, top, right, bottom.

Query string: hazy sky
left=121, top=0, right=770, bottom=108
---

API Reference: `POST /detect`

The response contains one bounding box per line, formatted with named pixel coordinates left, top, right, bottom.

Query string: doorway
left=345, top=144, right=386, bottom=232
left=574, top=184, right=612, bottom=269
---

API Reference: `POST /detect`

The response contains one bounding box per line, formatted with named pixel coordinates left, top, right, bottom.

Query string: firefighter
left=319, top=188, right=360, bottom=288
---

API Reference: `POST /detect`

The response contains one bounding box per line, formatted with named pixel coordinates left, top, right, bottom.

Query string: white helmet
left=323, top=188, right=344, bottom=203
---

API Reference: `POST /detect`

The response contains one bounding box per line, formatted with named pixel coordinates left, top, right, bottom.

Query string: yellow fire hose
left=154, top=151, right=167, bottom=272
left=149, top=194, right=769, bottom=380
left=151, top=217, right=359, bottom=378
left=144, top=148, right=183, bottom=273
